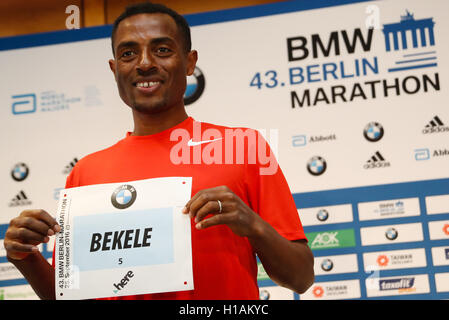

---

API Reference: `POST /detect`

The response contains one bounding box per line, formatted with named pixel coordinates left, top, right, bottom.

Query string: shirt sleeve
left=244, top=129, right=307, bottom=242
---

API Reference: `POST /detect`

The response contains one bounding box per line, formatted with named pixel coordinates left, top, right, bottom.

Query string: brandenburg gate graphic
left=383, top=11, right=435, bottom=51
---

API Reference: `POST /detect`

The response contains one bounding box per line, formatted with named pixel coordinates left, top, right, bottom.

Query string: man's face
left=109, top=13, right=197, bottom=114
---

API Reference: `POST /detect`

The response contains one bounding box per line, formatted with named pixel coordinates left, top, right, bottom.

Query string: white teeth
left=136, top=81, right=159, bottom=88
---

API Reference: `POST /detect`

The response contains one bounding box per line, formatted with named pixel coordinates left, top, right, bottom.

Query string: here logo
left=113, top=270, right=134, bottom=294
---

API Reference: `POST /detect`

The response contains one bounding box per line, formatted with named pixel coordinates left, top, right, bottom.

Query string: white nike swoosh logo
left=187, top=138, right=223, bottom=147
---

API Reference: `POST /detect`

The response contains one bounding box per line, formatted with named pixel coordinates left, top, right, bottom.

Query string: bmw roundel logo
left=11, top=163, right=29, bottom=182
left=307, top=156, right=327, bottom=176
left=316, top=209, right=329, bottom=222
left=259, top=289, right=270, bottom=300
left=111, top=185, right=137, bottom=209
left=364, top=122, right=384, bottom=142
left=385, top=227, right=398, bottom=240
left=321, top=259, right=334, bottom=272
left=184, top=66, right=205, bottom=106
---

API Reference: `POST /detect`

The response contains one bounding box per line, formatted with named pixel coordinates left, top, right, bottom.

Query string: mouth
left=133, top=80, right=162, bottom=93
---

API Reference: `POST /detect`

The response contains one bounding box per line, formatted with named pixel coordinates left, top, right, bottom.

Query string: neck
left=131, top=106, right=189, bottom=136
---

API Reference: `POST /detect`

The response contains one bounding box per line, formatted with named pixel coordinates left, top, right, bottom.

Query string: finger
left=23, top=209, right=60, bottom=233
left=183, top=186, right=227, bottom=215
left=194, top=200, right=223, bottom=223
left=4, top=240, right=39, bottom=254
left=188, top=191, right=221, bottom=220
left=6, top=228, right=50, bottom=244
left=14, top=216, right=55, bottom=237
left=196, top=211, right=234, bottom=230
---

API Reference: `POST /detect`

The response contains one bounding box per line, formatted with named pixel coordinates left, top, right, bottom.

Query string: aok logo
left=113, top=270, right=134, bottom=294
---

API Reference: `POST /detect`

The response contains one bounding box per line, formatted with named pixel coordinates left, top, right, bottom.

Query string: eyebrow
left=116, top=37, right=177, bottom=52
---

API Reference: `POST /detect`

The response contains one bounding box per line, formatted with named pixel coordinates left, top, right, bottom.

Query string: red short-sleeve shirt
left=52, top=117, right=306, bottom=299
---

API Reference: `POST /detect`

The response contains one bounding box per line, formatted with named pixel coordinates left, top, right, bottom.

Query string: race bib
left=55, top=177, right=193, bottom=300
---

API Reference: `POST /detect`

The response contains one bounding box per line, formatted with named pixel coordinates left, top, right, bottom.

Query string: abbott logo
left=414, top=148, right=430, bottom=161
left=12, top=94, right=36, bottom=115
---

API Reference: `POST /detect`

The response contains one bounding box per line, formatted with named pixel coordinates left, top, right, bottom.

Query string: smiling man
left=3, top=2, right=314, bottom=300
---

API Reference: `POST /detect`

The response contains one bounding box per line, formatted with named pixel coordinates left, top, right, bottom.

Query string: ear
left=108, top=59, right=117, bottom=82
left=186, top=50, right=198, bottom=76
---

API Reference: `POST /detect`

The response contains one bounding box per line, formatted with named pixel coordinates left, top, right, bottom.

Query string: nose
left=136, top=48, right=156, bottom=74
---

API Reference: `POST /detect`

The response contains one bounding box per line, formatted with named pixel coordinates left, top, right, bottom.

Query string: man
left=3, top=2, right=314, bottom=300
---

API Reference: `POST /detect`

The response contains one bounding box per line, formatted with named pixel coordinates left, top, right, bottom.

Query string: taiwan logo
left=307, top=156, right=327, bottom=176
left=363, top=151, right=391, bottom=169
left=363, top=122, right=384, bottom=142
left=111, top=185, right=137, bottom=209
left=385, top=227, right=398, bottom=241
left=312, top=286, right=324, bottom=298
left=377, top=255, right=389, bottom=267
left=11, top=163, right=29, bottom=182
left=184, top=66, right=205, bottom=106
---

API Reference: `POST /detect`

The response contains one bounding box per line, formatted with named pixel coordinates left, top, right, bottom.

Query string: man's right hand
left=4, top=209, right=60, bottom=261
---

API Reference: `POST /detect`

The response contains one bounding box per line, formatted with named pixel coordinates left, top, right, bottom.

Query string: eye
left=120, top=50, right=135, bottom=59
left=156, top=47, right=172, bottom=55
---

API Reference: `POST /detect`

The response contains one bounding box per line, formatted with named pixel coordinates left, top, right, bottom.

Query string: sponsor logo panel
left=428, top=220, right=449, bottom=240
left=298, top=204, right=353, bottom=226
left=431, top=246, right=449, bottom=266
left=300, top=280, right=361, bottom=300
left=434, top=273, right=449, bottom=293
left=360, top=223, right=423, bottom=246
left=0, top=240, right=6, bottom=257
left=257, top=262, right=270, bottom=281
left=314, top=254, right=358, bottom=276
left=363, top=248, right=426, bottom=271
left=0, top=262, right=23, bottom=281
left=425, top=194, right=449, bottom=215
left=259, top=286, right=295, bottom=300
left=0, top=285, right=39, bottom=300
left=306, top=229, right=356, bottom=250
left=358, top=197, right=420, bottom=221
left=366, top=274, right=430, bottom=297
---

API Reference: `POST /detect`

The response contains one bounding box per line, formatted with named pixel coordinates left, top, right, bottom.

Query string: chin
left=132, top=101, right=170, bottom=115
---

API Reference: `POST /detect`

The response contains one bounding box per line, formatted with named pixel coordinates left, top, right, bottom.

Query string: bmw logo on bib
left=111, top=185, right=137, bottom=209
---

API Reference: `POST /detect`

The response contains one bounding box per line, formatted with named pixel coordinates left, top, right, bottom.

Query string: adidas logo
left=62, top=157, right=78, bottom=174
left=422, top=116, right=449, bottom=134
left=364, top=151, right=391, bottom=169
left=9, top=190, right=32, bottom=207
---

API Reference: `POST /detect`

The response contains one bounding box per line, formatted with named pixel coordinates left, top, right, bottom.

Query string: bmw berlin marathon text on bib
left=1, top=0, right=449, bottom=300
left=55, top=177, right=193, bottom=300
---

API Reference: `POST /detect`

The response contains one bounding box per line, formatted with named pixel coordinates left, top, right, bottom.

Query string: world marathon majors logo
left=111, top=185, right=137, bottom=209
left=11, top=162, right=29, bottom=182
left=184, top=66, right=205, bottom=106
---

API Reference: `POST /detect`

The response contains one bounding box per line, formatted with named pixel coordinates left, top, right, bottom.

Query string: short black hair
left=111, top=2, right=192, bottom=55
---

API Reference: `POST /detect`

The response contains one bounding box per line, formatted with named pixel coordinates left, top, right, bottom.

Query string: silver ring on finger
left=217, top=200, right=223, bottom=213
